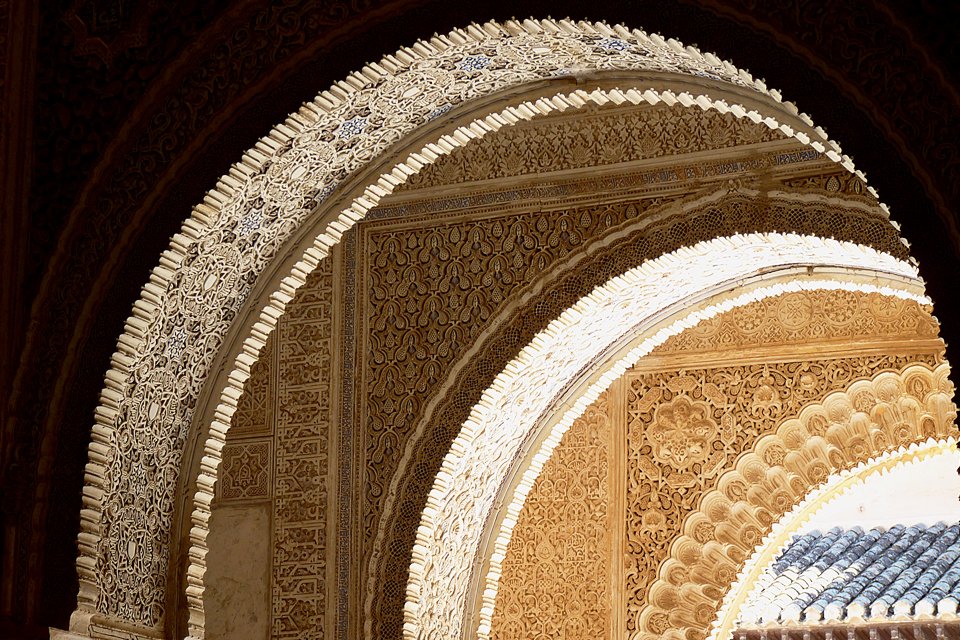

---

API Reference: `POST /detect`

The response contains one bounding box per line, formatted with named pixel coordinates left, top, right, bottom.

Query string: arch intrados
left=70, top=18, right=906, bottom=637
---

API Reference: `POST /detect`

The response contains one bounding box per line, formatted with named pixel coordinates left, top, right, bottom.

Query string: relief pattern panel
left=217, top=336, right=275, bottom=504
left=402, top=105, right=784, bottom=190
left=652, top=290, right=940, bottom=355
left=218, top=441, right=272, bottom=501
left=271, top=258, right=334, bottom=639
left=490, top=393, right=612, bottom=640
left=360, top=198, right=671, bottom=538
left=623, top=352, right=941, bottom=635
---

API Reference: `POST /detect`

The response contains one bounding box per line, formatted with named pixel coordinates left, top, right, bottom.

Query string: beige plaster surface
left=205, top=503, right=271, bottom=640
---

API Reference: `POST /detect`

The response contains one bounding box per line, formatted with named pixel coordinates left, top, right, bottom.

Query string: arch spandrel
left=66, top=17, right=924, bottom=640
left=482, top=287, right=950, bottom=640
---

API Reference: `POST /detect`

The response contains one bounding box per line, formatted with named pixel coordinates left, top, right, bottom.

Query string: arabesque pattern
left=271, top=260, right=334, bottom=639
left=638, top=362, right=955, bottom=640
left=625, top=356, right=945, bottom=638
left=70, top=17, right=883, bottom=637
left=411, top=233, right=921, bottom=640
left=653, top=290, right=939, bottom=354
left=402, top=103, right=783, bottom=189
left=490, top=393, right=612, bottom=639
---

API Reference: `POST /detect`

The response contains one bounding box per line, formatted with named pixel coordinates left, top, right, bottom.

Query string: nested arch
left=470, top=298, right=950, bottom=640
left=369, top=187, right=907, bottom=635
left=68, top=16, right=923, bottom=640
left=406, top=238, right=925, bottom=640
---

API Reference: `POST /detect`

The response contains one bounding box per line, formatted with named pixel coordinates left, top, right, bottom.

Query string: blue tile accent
left=740, top=523, right=960, bottom=624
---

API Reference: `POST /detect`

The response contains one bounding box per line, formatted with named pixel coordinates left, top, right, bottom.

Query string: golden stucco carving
left=637, top=361, right=954, bottom=640
left=652, top=289, right=939, bottom=356
left=487, top=286, right=948, bottom=640
left=490, top=393, right=613, bottom=639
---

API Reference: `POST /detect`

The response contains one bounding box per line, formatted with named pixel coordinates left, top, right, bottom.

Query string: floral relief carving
left=360, top=198, right=670, bottom=537
left=402, top=104, right=783, bottom=190
left=486, top=353, right=946, bottom=640
left=623, top=353, right=943, bottom=636
left=636, top=361, right=954, bottom=640
left=490, top=393, right=612, bottom=640
left=649, top=395, right=722, bottom=469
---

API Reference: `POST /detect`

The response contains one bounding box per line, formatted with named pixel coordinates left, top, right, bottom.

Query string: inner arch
left=404, top=233, right=923, bottom=639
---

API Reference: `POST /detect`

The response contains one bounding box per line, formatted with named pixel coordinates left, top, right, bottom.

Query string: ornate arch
left=404, top=234, right=923, bottom=639
left=475, top=305, right=950, bottom=640
left=68, top=18, right=913, bottom=640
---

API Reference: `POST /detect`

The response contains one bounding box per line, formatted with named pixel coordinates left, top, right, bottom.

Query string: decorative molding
left=400, top=102, right=785, bottom=191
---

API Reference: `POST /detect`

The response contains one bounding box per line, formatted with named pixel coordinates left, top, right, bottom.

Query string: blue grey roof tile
left=738, top=523, right=960, bottom=626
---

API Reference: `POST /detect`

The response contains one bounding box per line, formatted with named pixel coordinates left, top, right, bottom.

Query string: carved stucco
left=640, top=361, right=954, bottom=640
left=271, top=258, right=334, bottom=640
left=651, top=290, right=940, bottom=355
left=486, top=288, right=949, bottom=640
left=205, top=185, right=913, bottom=640
left=400, top=102, right=785, bottom=191
left=374, top=189, right=906, bottom=639
left=410, top=244, right=923, bottom=640
left=490, top=393, right=613, bottom=640
left=627, top=357, right=949, bottom=639
left=71, top=20, right=857, bottom=634
left=209, top=259, right=336, bottom=639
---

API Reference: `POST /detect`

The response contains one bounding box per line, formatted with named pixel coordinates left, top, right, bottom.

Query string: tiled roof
left=737, top=522, right=960, bottom=626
